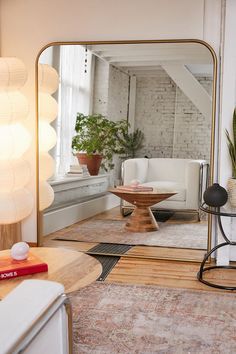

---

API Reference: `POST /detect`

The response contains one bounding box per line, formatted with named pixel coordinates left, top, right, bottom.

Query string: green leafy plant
left=72, top=113, right=128, bottom=171
left=115, top=128, right=145, bottom=159
left=225, top=108, right=236, bottom=178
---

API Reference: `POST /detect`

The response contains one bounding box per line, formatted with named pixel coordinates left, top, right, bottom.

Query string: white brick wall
left=173, top=76, right=212, bottom=161
left=135, top=67, right=176, bottom=158
left=92, top=58, right=129, bottom=182
left=108, top=65, right=129, bottom=183
left=93, top=61, right=212, bottom=177
left=93, top=58, right=129, bottom=121
left=135, top=67, right=212, bottom=161
left=108, top=65, right=129, bottom=122
left=92, top=58, right=110, bottom=116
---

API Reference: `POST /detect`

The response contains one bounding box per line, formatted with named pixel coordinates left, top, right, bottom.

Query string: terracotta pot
left=227, top=178, right=236, bottom=207
left=76, top=153, right=103, bottom=176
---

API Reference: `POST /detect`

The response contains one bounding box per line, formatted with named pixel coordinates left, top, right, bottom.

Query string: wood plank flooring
left=43, top=207, right=236, bottom=293
left=43, top=239, right=236, bottom=292
left=106, top=257, right=236, bottom=293
left=43, top=207, right=206, bottom=262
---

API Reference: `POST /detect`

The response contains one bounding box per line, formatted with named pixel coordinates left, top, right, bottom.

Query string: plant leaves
left=72, top=113, right=129, bottom=171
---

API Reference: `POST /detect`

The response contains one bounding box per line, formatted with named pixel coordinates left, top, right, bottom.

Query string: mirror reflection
left=38, top=41, right=215, bottom=260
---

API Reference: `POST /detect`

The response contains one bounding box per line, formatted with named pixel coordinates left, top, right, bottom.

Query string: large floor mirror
left=37, top=40, right=216, bottom=262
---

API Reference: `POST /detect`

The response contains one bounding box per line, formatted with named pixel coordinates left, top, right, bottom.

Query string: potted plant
left=115, top=128, right=145, bottom=159
left=225, top=108, right=236, bottom=206
left=72, top=113, right=128, bottom=175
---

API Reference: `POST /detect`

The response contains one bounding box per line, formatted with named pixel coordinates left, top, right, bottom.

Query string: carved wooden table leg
left=125, top=206, right=159, bottom=232
left=109, top=189, right=176, bottom=233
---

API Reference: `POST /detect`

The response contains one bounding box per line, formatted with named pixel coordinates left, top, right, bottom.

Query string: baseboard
left=43, top=193, right=120, bottom=236
left=27, top=242, right=38, bottom=247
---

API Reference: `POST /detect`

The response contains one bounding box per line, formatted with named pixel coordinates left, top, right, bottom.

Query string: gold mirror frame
left=35, top=39, right=217, bottom=262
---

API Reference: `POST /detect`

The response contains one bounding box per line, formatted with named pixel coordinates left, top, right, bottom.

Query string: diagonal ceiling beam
left=162, top=64, right=212, bottom=119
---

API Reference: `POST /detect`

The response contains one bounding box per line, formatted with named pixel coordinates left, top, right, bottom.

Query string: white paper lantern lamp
left=0, top=123, right=31, bottom=160
left=38, top=63, right=59, bottom=211
left=0, top=92, right=29, bottom=124
left=38, top=63, right=59, bottom=94
left=39, top=152, right=55, bottom=181
left=38, top=121, right=57, bottom=153
left=0, top=57, right=33, bottom=226
left=0, top=160, right=31, bottom=193
left=0, top=189, right=33, bottom=224
left=39, top=93, right=58, bottom=123
left=0, top=58, right=27, bottom=90
left=39, top=181, right=54, bottom=212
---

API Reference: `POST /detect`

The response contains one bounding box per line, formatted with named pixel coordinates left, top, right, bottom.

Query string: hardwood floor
left=43, top=239, right=236, bottom=292
left=106, top=257, right=236, bottom=292
left=43, top=206, right=206, bottom=261
left=43, top=207, right=236, bottom=293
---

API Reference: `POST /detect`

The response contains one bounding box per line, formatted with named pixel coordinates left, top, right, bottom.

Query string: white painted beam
left=115, top=59, right=212, bottom=67
left=162, top=63, right=212, bottom=119
left=93, top=47, right=210, bottom=58
left=107, top=55, right=212, bottom=63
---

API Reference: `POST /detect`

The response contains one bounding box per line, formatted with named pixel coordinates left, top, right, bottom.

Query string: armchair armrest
left=122, top=158, right=148, bottom=185
left=185, top=160, right=208, bottom=209
left=0, top=280, right=71, bottom=354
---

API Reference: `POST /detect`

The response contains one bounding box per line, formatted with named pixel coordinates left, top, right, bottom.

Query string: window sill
left=46, top=174, right=110, bottom=211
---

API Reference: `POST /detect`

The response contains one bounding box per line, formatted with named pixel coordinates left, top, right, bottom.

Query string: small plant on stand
left=116, top=128, right=145, bottom=159
left=72, top=113, right=128, bottom=175
left=225, top=108, right=236, bottom=207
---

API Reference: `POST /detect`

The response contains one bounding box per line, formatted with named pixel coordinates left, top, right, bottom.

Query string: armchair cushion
left=147, top=158, right=187, bottom=183
left=141, top=181, right=186, bottom=202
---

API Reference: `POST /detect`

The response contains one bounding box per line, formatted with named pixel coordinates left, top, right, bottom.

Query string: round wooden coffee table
left=110, top=189, right=176, bottom=232
left=0, top=247, right=102, bottom=299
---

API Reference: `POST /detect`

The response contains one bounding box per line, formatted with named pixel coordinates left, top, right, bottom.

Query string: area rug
left=55, top=219, right=208, bottom=249
left=69, top=282, right=236, bottom=354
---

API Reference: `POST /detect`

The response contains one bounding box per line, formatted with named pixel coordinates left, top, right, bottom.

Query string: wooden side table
left=110, top=188, right=176, bottom=232
left=0, top=247, right=102, bottom=299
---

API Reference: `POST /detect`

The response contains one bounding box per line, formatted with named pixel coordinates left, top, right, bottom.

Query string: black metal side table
left=198, top=203, right=236, bottom=290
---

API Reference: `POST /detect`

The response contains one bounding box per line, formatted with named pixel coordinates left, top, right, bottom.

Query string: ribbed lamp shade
left=0, top=57, right=33, bottom=224
left=38, top=63, right=59, bottom=211
left=38, top=121, right=57, bottom=153
left=0, top=123, right=31, bottom=160
left=0, top=160, right=31, bottom=193
left=0, top=92, right=28, bottom=124
left=38, top=63, right=59, bottom=94
left=39, top=93, right=58, bottom=123
left=0, top=58, right=27, bottom=90
left=39, top=152, right=55, bottom=181
left=0, top=189, right=33, bottom=224
left=39, top=180, right=54, bottom=211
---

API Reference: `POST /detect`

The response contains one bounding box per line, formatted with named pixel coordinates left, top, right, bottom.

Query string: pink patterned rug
left=55, top=219, right=207, bottom=249
left=69, top=282, right=236, bottom=354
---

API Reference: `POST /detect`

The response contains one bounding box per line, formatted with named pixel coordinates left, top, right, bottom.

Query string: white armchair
left=121, top=158, right=209, bottom=216
left=0, top=280, right=72, bottom=354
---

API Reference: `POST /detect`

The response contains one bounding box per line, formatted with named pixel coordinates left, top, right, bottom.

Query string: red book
left=116, top=185, right=153, bottom=192
left=0, top=253, right=48, bottom=281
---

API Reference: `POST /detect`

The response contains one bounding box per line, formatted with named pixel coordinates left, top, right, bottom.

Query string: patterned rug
left=69, top=282, right=236, bottom=354
left=55, top=218, right=208, bottom=249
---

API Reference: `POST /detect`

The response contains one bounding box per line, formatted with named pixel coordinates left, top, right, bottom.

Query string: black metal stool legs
left=197, top=242, right=236, bottom=290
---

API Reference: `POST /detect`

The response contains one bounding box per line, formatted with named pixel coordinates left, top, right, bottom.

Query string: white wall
left=0, top=0, right=224, bottom=251
left=217, top=0, right=236, bottom=263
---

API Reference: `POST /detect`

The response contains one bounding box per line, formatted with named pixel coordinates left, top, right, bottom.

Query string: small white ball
left=10, top=242, right=30, bottom=260
left=130, top=179, right=140, bottom=187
